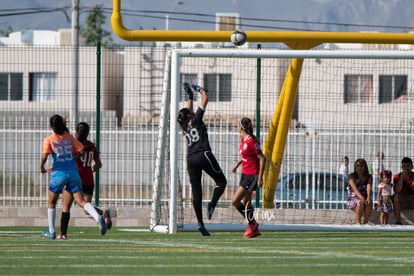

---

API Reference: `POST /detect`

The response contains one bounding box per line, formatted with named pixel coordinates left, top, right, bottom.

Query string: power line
left=0, top=7, right=70, bottom=17
left=102, top=8, right=414, bottom=32
left=1, top=6, right=413, bottom=32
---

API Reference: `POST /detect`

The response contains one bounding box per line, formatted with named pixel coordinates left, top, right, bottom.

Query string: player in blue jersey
left=177, top=83, right=227, bottom=236
left=57, top=122, right=111, bottom=240
left=40, top=114, right=107, bottom=239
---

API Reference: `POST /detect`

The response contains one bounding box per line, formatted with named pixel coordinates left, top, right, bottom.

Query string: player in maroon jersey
left=231, top=117, right=266, bottom=238
left=56, top=122, right=111, bottom=239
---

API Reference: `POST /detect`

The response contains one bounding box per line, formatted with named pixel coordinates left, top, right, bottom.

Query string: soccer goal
left=150, top=48, right=414, bottom=234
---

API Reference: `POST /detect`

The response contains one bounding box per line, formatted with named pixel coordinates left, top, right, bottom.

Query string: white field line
left=1, top=230, right=414, bottom=268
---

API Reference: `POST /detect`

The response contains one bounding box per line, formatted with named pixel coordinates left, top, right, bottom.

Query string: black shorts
left=64, top=184, right=94, bottom=196
left=82, top=185, right=94, bottom=196
left=239, top=174, right=258, bottom=192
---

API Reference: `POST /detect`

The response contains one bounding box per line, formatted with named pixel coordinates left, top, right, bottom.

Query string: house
left=1, top=29, right=414, bottom=130
left=0, top=29, right=124, bottom=122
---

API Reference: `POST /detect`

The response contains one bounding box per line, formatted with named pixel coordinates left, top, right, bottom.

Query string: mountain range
left=2, top=0, right=414, bottom=43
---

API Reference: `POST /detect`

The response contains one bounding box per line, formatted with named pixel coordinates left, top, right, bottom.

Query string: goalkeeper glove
left=183, top=82, right=193, bottom=100
left=191, top=84, right=207, bottom=92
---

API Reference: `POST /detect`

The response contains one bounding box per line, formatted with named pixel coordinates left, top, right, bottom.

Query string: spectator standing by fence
left=339, top=156, right=350, bottom=177
left=347, top=158, right=373, bottom=224
left=373, top=152, right=385, bottom=180
left=372, top=151, right=385, bottom=199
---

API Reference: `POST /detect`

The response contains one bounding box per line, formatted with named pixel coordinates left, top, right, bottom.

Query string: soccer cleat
left=56, top=233, right=67, bottom=240
left=251, top=221, right=259, bottom=232
left=244, top=228, right=261, bottom=239
left=395, top=221, right=403, bottom=225
left=183, top=82, right=193, bottom=100
left=98, top=215, right=107, bottom=235
left=103, top=209, right=112, bottom=230
left=42, top=230, right=56, bottom=240
left=243, top=224, right=254, bottom=238
left=207, top=202, right=214, bottom=220
left=191, top=84, right=207, bottom=92
left=198, top=225, right=211, bottom=236
left=243, top=221, right=259, bottom=238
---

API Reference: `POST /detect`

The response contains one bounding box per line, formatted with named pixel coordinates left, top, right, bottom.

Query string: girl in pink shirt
left=377, top=170, right=393, bottom=225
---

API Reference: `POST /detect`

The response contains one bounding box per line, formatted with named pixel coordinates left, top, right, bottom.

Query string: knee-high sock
left=83, top=203, right=99, bottom=222
left=236, top=202, right=245, bottom=216
left=48, top=208, right=56, bottom=234
left=245, top=206, right=255, bottom=224
left=60, top=212, right=70, bottom=235
left=236, top=202, right=255, bottom=224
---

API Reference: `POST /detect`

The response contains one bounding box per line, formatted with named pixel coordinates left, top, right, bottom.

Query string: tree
left=0, top=26, right=13, bottom=37
left=81, top=4, right=115, bottom=48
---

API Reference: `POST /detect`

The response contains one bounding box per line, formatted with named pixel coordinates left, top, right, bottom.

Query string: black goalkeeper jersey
left=184, top=107, right=211, bottom=155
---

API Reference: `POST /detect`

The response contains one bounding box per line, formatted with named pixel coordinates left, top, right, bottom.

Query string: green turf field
left=1, top=226, right=413, bottom=275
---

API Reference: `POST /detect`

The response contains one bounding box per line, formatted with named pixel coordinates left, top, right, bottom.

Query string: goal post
left=150, top=48, right=414, bottom=234
left=110, top=0, right=414, bottom=234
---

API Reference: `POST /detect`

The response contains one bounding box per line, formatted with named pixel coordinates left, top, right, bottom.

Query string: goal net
left=150, top=48, right=414, bottom=234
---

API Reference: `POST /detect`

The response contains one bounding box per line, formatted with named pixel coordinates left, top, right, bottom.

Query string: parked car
left=275, top=172, right=349, bottom=209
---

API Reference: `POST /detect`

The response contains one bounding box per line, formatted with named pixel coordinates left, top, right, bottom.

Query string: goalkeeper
left=177, top=83, right=227, bottom=236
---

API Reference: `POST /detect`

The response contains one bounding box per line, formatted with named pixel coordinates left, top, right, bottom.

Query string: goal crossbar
left=172, top=49, right=414, bottom=59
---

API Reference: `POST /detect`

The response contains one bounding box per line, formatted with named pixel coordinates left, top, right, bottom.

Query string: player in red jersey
left=231, top=117, right=266, bottom=238
left=57, top=122, right=111, bottom=240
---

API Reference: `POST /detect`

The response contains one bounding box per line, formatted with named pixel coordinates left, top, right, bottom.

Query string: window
left=29, top=72, right=57, bottom=101
left=180, top=73, right=198, bottom=102
left=344, top=75, right=373, bottom=104
left=203, top=73, right=232, bottom=102
left=379, top=75, right=407, bottom=104
left=0, top=73, right=23, bottom=101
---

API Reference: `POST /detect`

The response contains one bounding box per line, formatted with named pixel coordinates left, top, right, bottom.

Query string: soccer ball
left=231, top=30, right=247, bottom=46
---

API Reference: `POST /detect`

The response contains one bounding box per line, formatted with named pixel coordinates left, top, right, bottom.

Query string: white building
left=1, top=29, right=414, bottom=130
left=0, top=29, right=124, bottom=121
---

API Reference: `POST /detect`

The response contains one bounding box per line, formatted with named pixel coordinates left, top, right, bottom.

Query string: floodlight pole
left=165, top=1, right=184, bottom=30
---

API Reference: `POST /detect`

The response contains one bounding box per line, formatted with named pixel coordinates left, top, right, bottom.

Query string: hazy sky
left=2, top=0, right=413, bottom=42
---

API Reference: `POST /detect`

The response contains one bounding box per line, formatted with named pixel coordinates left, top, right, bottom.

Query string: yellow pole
left=262, top=84, right=284, bottom=207
left=263, top=58, right=304, bottom=208
left=112, top=0, right=414, bottom=44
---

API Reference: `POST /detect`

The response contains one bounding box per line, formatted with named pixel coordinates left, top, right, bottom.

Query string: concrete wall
left=2, top=207, right=414, bottom=227
left=0, top=207, right=151, bottom=227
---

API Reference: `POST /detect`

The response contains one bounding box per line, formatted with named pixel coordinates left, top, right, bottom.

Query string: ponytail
left=240, top=117, right=258, bottom=141
left=177, top=108, right=191, bottom=132
left=49, top=114, right=69, bottom=135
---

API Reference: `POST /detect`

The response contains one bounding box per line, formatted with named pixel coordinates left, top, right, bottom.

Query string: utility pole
left=71, top=0, right=80, bottom=124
